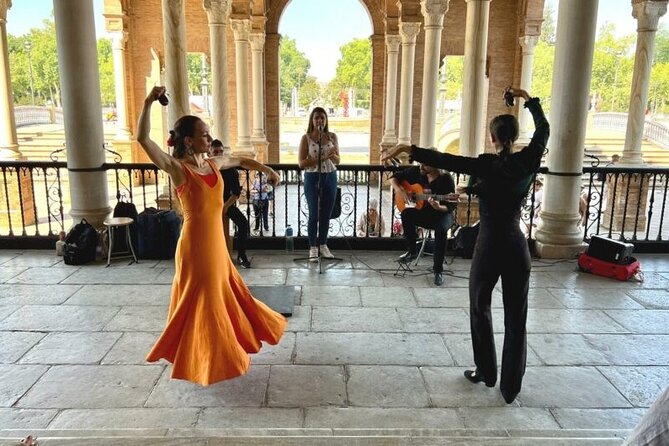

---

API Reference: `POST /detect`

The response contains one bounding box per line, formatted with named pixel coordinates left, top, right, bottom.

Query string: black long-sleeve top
left=411, top=98, right=549, bottom=225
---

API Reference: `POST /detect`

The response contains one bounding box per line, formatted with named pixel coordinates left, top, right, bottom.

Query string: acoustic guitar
left=395, top=180, right=459, bottom=212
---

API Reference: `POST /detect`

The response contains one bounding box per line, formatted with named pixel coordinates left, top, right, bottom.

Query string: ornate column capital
left=0, top=0, right=11, bottom=22
left=399, top=21, right=421, bottom=44
left=519, top=35, right=538, bottom=52
left=250, top=32, right=265, bottom=51
left=231, top=18, right=251, bottom=40
left=633, top=0, right=668, bottom=32
left=203, top=0, right=232, bottom=24
left=421, top=0, right=450, bottom=27
left=386, top=34, right=401, bottom=53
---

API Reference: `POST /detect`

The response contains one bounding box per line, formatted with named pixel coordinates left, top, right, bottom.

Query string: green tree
left=299, top=76, right=321, bottom=108
left=441, top=56, right=464, bottom=100
left=97, top=38, right=115, bottom=106
left=331, top=38, right=371, bottom=108
left=590, top=23, right=635, bottom=111
left=279, top=36, right=310, bottom=109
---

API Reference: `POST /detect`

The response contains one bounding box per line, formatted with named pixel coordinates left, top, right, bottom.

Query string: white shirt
left=303, top=134, right=337, bottom=173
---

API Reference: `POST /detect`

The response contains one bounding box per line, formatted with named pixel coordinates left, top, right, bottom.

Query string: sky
left=7, top=0, right=666, bottom=82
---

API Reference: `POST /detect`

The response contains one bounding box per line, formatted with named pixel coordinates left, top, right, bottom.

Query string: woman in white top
left=298, top=107, right=340, bottom=260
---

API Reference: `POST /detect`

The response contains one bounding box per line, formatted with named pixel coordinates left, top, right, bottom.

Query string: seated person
left=210, top=139, right=251, bottom=268
left=357, top=198, right=386, bottom=237
left=391, top=162, right=456, bottom=286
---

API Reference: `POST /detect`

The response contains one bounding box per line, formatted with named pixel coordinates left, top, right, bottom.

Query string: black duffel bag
left=137, top=208, right=182, bottom=259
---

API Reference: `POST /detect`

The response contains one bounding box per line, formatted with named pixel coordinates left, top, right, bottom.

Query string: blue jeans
left=304, top=171, right=337, bottom=246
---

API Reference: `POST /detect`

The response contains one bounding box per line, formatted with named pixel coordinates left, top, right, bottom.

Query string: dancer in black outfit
left=210, top=139, right=251, bottom=268
left=382, top=87, right=549, bottom=404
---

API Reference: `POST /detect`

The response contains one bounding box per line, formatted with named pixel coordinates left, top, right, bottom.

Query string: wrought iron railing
left=0, top=158, right=667, bottom=252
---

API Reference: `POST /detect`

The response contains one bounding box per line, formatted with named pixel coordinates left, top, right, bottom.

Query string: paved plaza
left=0, top=249, right=667, bottom=445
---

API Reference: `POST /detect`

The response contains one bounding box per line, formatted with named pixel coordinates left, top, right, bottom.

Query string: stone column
left=621, top=0, right=668, bottom=165
left=0, top=0, right=19, bottom=159
left=265, top=32, right=280, bottom=163
left=419, top=0, right=450, bottom=148
left=204, top=0, right=232, bottom=153
left=602, top=0, right=667, bottom=233
left=231, top=19, right=254, bottom=157
left=111, top=31, right=131, bottom=140
left=161, top=0, right=189, bottom=126
left=459, top=0, right=491, bottom=157
left=518, top=35, right=538, bottom=139
left=397, top=22, right=421, bottom=146
left=54, top=0, right=111, bottom=228
left=250, top=32, right=268, bottom=161
left=380, top=34, right=401, bottom=150
left=535, top=0, right=599, bottom=259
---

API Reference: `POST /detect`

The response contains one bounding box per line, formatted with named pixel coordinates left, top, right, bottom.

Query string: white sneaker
left=309, top=247, right=318, bottom=262
left=320, top=244, right=335, bottom=259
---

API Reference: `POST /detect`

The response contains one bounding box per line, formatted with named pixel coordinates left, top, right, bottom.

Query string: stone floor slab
left=413, top=287, right=471, bottom=308
left=146, top=366, right=270, bottom=408
left=443, top=334, right=543, bottom=367
left=304, top=408, right=462, bottom=428
left=19, top=332, right=121, bottom=364
left=0, top=331, right=45, bottom=363
left=547, top=288, right=645, bottom=310
left=65, top=284, right=172, bottom=306
left=398, top=308, right=471, bottom=333
left=48, top=408, right=200, bottom=429
left=197, top=408, right=304, bottom=428
left=16, top=365, right=163, bottom=409
left=604, top=309, right=669, bottom=334
left=238, top=268, right=287, bottom=286
left=252, top=332, right=296, bottom=365
left=584, top=334, right=669, bottom=365
left=624, top=289, right=669, bottom=309
left=421, top=366, right=510, bottom=407
left=6, top=267, right=76, bottom=284
left=0, top=284, right=82, bottom=305
left=0, top=266, right=28, bottom=283
left=295, top=332, right=452, bottom=366
left=312, top=307, right=403, bottom=332
left=301, top=285, right=361, bottom=307
left=285, top=305, right=311, bottom=332
left=522, top=309, right=628, bottom=334
left=267, top=365, right=346, bottom=407
left=101, top=332, right=162, bottom=365
left=0, top=305, right=120, bottom=332
left=517, top=367, right=631, bottom=408
left=287, top=269, right=384, bottom=287
left=347, top=365, right=430, bottom=408
left=458, top=407, right=560, bottom=429
left=551, top=408, right=646, bottom=429
left=0, top=408, right=57, bottom=429
left=597, top=366, right=669, bottom=407
left=359, top=286, right=416, bottom=307
left=528, top=334, right=611, bottom=366
left=61, top=267, right=163, bottom=284
left=104, top=305, right=168, bottom=332
left=0, top=365, right=48, bottom=407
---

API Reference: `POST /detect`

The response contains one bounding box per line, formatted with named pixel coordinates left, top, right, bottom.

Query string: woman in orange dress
left=138, top=86, right=286, bottom=386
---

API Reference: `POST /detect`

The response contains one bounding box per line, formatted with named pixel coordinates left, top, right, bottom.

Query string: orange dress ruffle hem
left=146, top=160, right=287, bottom=386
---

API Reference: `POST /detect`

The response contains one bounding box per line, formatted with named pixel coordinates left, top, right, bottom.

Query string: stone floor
left=0, top=249, right=668, bottom=444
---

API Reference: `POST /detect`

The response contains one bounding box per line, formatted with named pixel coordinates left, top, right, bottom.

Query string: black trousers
left=469, top=224, right=530, bottom=398
left=253, top=199, right=270, bottom=231
left=226, top=205, right=249, bottom=257
left=401, top=207, right=453, bottom=274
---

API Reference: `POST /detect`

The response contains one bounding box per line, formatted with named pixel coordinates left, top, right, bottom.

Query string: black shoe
left=237, top=255, right=251, bottom=269
left=464, top=369, right=495, bottom=387
left=434, top=272, right=444, bottom=286
left=398, top=252, right=418, bottom=263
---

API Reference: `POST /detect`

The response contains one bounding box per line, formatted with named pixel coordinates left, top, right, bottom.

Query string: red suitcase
left=578, top=252, right=641, bottom=281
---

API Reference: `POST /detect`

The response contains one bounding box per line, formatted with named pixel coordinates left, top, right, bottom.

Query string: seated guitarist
left=390, top=163, right=456, bottom=286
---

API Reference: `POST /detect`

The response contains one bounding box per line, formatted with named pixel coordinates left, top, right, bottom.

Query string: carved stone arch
left=263, top=0, right=386, bottom=163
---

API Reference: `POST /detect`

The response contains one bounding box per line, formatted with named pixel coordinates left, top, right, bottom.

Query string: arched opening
left=277, top=0, right=372, bottom=163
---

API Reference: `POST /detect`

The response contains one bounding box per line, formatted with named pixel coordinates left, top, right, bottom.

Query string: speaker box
left=587, top=235, right=635, bottom=265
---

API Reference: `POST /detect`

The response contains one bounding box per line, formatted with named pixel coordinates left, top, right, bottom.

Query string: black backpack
left=453, top=222, right=480, bottom=259
left=112, top=201, right=138, bottom=253
left=136, top=208, right=182, bottom=259
left=63, top=219, right=98, bottom=265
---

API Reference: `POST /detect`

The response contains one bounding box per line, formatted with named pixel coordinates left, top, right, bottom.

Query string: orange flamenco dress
left=146, top=159, right=287, bottom=386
